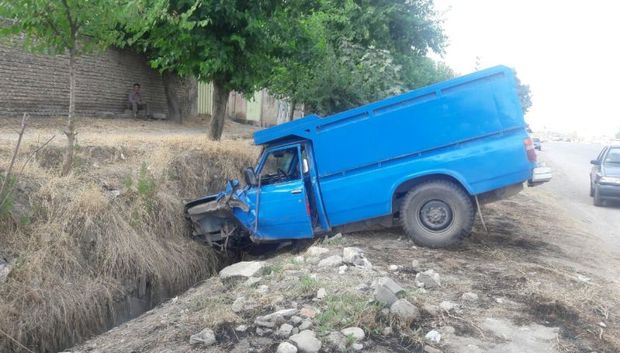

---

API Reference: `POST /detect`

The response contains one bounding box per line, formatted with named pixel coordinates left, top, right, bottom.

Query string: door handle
left=290, top=189, right=302, bottom=194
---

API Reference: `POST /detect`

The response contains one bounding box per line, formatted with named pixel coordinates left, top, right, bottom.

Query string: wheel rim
left=419, top=200, right=453, bottom=231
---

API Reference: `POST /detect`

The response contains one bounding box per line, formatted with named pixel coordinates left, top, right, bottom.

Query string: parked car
left=186, top=66, right=552, bottom=250
left=590, top=142, right=620, bottom=206
left=533, top=137, right=542, bottom=150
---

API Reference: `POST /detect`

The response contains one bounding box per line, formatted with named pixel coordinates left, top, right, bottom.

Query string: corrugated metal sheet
left=197, top=81, right=213, bottom=115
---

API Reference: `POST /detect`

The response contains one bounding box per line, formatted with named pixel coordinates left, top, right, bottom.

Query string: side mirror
left=302, top=158, right=309, bottom=174
left=591, top=159, right=601, bottom=165
left=242, top=167, right=258, bottom=186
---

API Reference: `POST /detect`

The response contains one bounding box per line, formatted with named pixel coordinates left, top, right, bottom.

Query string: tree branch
left=0, top=113, right=28, bottom=200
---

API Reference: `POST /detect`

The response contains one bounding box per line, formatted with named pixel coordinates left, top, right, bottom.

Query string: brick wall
left=0, top=43, right=168, bottom=117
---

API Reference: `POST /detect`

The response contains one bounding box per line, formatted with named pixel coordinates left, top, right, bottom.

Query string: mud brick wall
left=0, top=43, right=168, bottom=117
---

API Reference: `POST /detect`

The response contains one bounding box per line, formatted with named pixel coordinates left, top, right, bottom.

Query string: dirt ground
left=68, top=188, right=620, bottom=353
left=2, top=117, right=619, bottom=353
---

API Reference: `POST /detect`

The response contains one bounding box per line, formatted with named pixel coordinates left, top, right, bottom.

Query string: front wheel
left=593, top=186, right=604, bottom=207
left=399, top=181, right=475, bottom=248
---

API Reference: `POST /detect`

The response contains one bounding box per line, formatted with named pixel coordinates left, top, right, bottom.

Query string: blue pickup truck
left=186, top=66, right=551, bottom=250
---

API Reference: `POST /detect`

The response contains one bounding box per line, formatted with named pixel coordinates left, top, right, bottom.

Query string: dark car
left=590, top=142, right=620, bottom=206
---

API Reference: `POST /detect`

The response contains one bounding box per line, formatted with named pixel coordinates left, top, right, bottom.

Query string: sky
left=433, top=0, right=620, bottom=137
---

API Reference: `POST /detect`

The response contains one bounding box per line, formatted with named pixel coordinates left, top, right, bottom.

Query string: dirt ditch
left=0, top=135, right=258, bottom=353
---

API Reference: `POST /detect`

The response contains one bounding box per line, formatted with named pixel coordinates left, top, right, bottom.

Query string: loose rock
left=245, top=276, right=262, bottom=287
left=382, top=327, right=393, bottom=336
left=374, top=277, right=405, bottom=295
left=255, top=308, right=298, bottom=328
left=390, top=299, right=420, bottom=322
left=277, top=342, right=298, bottom=353
left=341, top=327, right=365, bottom=341
left=289, top=330, right=322, bottom=353
left=389, top=264, right=399, bottom=271
left=352, top=343, right=364, bottom=351
left=373, top=277, right=404, bottom=306
left=338, top=265, right=347, bottom=274
left=290, top=315, right=303, bottom=325
left=415, top=269, right=441, bottom=289
left=318, top=255, right=343, bottom=268
left=235, top=325, right=248, bottom=332
left=461, top=292, right=479, bottom=302
left=189, top=328, right=216, bottom=346
left=232, top=297, right=246, bottom=313
left=425, top=330, right=441, bottom=343
left=342, top=247, right=372, bottom=269
left=220, top=261, right=265, bottom=281
left=299, top=319, right=312, bottom=331
left=306, top=246, right=329, bottom=257
left=316, top=288, right=326, bottom=299
left=300, top=307, right=317, bottom=318
left=326, top=331, right=347, bottom=351
left=278, top=323, right=294, bottom=337
left=439, top=301, right=458, bottom=312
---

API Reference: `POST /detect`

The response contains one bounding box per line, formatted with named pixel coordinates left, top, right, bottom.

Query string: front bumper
left=597, top=183, right=620, bottom=200
left=528, top=166, right=552, bottom=186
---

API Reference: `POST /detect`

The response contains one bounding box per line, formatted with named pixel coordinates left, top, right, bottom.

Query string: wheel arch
left=391, top=171, right=473, bottom=214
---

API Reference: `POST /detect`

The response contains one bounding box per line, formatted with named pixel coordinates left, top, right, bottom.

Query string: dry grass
left=0, top=120, right=259, bottom=353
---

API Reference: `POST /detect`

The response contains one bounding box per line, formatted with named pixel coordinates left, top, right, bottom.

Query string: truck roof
left=253, top=65, right=515, bottom=146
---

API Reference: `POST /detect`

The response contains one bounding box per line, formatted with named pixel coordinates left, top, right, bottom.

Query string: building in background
left=196, top=82, right=303, bottom=127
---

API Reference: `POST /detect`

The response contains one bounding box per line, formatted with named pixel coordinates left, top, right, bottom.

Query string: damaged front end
left=184, top=179, right=253, bottom=252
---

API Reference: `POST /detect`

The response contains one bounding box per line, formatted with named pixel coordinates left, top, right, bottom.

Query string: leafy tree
left=268, top=0, right=451, bottom=117
left=514, top=73, right=532, bottom=115
left=126, top=0, right=302, bottom=140
left=0, top=0, right=126, bottom=176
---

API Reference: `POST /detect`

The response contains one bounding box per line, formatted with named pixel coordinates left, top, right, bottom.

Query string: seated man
left=128, top=83, right=149, bottom=118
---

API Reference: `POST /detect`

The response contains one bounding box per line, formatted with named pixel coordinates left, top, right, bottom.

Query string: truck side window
left=260, top=147, right=301, bottom=185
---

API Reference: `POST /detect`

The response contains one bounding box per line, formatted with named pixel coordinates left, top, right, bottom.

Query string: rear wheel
left=399, top=181, right=475, bottom=248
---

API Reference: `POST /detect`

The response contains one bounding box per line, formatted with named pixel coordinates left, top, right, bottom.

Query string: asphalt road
left=538, top=141, right=620, bottom=251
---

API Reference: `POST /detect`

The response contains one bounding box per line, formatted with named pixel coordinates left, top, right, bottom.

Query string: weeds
left=0, top=134, right=257, bottom=353
left=315, top=292, right=379, bottom=335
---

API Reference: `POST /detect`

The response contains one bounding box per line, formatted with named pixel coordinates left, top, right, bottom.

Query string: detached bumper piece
left=529, top=166, right=552, bottom=186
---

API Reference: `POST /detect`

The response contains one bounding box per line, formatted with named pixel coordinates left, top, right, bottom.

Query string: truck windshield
left=260, top=147, right=300, bottom=185
left=605, top=147, right=620, bottom=164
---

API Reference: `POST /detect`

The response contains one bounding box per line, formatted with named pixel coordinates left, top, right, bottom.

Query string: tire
left=593, top=186, right=604, bottom=207
left=399, top=180, right=475, bottom=248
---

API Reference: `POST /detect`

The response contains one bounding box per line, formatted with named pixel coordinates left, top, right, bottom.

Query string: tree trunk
left=61, top=48, right=77, bottom=177
left=288, top=99, right=296, bottom=122
left=163, top=72, right=181, bottom=123
left=209, top=80, right=230, bottom=141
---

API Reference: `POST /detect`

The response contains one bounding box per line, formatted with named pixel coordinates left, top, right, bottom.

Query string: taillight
left=524, top=138, right=537, bottom=162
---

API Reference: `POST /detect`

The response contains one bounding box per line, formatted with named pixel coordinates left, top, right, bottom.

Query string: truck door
left=255, top=145, right=313, bottom=240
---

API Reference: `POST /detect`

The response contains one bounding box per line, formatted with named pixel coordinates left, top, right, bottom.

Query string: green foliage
left=296, top=274, right=320, bottom=296
left=262, top=262, right=285, bottom=276
left=136, top=163, right=157, bottom=199
left=514, top=72, right=533, bottom=115
left=315, top=293, right=378, bottom=335
left=125, top=0, right=291, bottom=94
left=0, top=0, right=127, bottom=55
left=0, top=175, right=16, bottom=216
left=268, top=0, right=451, bottom=116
